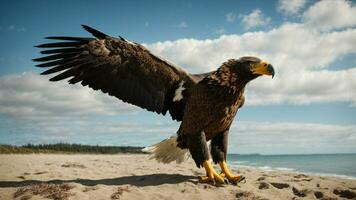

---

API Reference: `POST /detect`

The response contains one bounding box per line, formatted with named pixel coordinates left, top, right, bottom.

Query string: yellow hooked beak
left=251, top=61, right=275, bottom=78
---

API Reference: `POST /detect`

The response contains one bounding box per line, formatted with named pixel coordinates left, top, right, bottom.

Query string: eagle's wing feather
left=34, top=25, right=193, bottom=121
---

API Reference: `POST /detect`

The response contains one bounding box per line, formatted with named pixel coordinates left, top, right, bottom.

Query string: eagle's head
left=233, top=56, right=275, bottom=80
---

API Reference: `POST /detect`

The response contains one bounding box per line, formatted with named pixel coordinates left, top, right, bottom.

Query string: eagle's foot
left=199, top=160, right=225, bottom=185
left=220, top=172, right=245, bottom=183
left=219, top=161, right=245, bottom=184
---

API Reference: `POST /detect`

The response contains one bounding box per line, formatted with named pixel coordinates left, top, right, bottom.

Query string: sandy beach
left=0, top=154, right=355, bottom=200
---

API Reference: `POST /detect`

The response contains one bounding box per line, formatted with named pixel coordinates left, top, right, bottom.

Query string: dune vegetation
left=0, top=143, right=145, bottom=154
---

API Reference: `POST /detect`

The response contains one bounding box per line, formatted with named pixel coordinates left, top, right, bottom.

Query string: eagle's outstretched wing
left=34, top=25, right=195, bottom=121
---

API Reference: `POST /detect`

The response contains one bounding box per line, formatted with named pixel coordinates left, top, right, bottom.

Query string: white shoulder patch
left=173, top=81, right=185, bottom=102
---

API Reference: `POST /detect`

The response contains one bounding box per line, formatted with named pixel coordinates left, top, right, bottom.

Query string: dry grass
left=14, top=183, right=74, bottom=200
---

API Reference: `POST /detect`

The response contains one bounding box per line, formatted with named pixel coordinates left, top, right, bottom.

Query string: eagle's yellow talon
left=228, top=175, right=245, bottom=182
left=200, top=160, right=225, bottom=184
left=219, top=161, right=245, bottom=183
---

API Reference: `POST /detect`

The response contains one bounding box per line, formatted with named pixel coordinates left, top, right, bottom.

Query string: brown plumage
left=34, top=25, right=275, bottom=184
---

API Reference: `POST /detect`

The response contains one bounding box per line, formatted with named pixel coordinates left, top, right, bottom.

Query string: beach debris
left=270, top=182, right=290, bottom=189
left=293, top=174, right=309, bottom=179
left=14, top=183, right=74, bottom=200
left=293, top=174, right=312, bottom=182
left=111, top=186, right=130, bottom=199
left=293, top=178, right=313, bottom=182
left=16, top=175, right=26, bottom=180
left=333, top=188, right=356, bottom=199
left=34, top=171, right=47, bottom=175
left=61, top=162, right=86, bottom=168
left=83, top=186, right=99, bottom=192
left=292, top=187, right=310, bottom=197
left=314, top=191, right=324, bottom=199
left=257, top=177, right=266, bottom=181
left=258, top=182, right=269, bottom=190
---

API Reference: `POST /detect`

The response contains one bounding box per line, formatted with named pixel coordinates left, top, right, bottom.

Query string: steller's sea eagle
left=34, top=25, right=275, bottom=185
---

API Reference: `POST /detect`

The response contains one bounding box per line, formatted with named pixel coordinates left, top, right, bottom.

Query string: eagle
left=34, top=25, right=275, bottom=185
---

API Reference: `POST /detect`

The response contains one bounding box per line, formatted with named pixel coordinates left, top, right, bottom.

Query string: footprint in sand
left=236, top=191, right=265, bottom=200
left=257, top=177, right=266, bottom=181
left=258, top=182, right=269, bottom=190
left=333, top=188, right=356, bottom=199
left=314, top=191, right=324, bottom=199
left=270, top=182, right=290, bottom=189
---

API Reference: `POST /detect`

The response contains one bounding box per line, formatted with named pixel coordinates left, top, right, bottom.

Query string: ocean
left=227, top=153, right=356, bottom=179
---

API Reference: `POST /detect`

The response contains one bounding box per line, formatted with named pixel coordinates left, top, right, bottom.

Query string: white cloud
left=230, top=121, right=356, bottom=154
left=277, top=0, right=307, bottom=16
left=0, top=72, right=136, bottom=121
left=226, top=12, right=236, bottom=22
left=2, top=116, right=355, bottom=154
left=146, top=23, right=356, bottom=106
left=303, top=0, right=356, bottom=31
left=247, top=68, right=356, bottom=106
left=239, top=9, right=271, bottom=30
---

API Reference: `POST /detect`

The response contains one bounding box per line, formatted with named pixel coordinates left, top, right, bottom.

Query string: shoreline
left=233, top=165, right=356, bottom=181
left=1, top=154, right=356, bottom=199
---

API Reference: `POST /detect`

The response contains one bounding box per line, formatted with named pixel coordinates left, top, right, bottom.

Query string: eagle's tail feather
left=143, top=136, right=189, bottom=164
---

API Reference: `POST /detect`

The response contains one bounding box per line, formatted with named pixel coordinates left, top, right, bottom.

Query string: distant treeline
left=0, top=143, right=146, bottom=154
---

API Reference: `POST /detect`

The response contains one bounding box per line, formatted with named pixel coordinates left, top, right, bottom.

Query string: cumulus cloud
left=0, top=72, right=137, bottom=121
left=247, top=68, right=356, bottom=106
left=2, top=116, right=355, bottom=154
left=277, top=0, right=307, bottom=16
left=230, top=121, right=356, bottom=154
left=146, top=23, right=356, bottom=106
left=303, top=0, right=356, bottom=31
left=239, top=9, right=271, bottom=30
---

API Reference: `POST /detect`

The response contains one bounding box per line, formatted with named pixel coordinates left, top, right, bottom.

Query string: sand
left=0, top=154, right=355, bottom=200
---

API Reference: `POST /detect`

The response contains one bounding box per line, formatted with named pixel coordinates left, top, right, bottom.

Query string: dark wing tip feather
left=81, top=24, right=108, bottom=39
left=119, top=36, right=127, bottom=41
left=45, top=36, right=92, bottom=42
left=35, top=42, right=84, bottom=48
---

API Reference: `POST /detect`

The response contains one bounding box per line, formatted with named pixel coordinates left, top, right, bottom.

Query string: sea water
left=227, top=153, right=356, bottom=179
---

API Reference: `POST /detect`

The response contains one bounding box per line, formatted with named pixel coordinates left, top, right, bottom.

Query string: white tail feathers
left=143, top=136, right=189, bottom=164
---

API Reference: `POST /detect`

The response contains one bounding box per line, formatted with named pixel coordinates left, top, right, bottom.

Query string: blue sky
left=0, top=0, right=356, bottom=154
